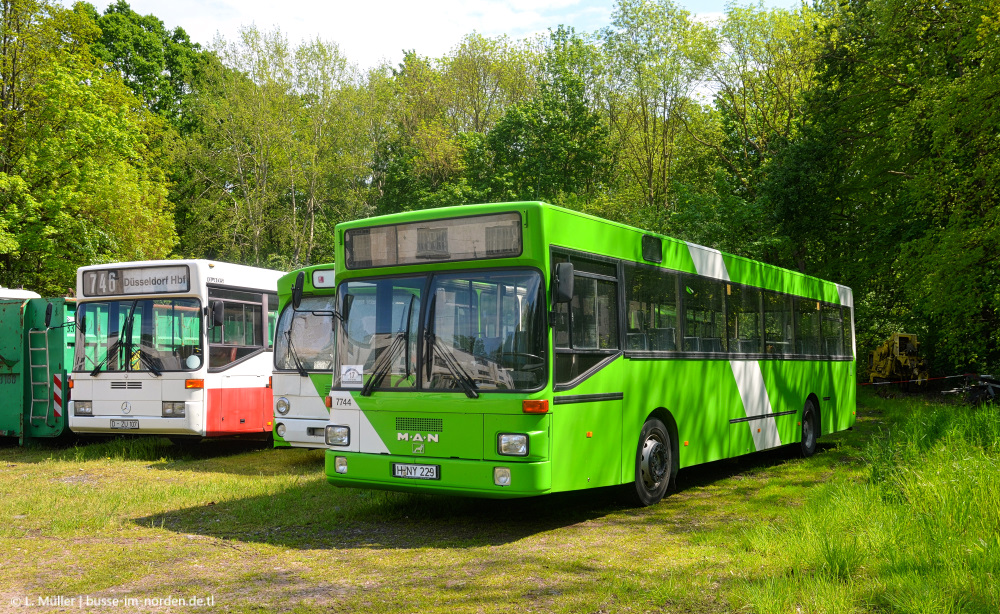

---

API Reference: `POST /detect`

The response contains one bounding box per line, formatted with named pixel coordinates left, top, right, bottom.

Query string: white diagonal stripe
left=329, top=399, right=390, bottom=454
left=730, top=360, right=781, bottom=450
left=686, top=242, right=731, bottom=281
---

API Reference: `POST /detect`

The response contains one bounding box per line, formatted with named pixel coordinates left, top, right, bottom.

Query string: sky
left=66, top=0, right=804, bottom=71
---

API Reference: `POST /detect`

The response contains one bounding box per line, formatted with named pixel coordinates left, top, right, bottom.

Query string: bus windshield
left=74, top=298, right=202, bottom=373
left=334, top=270, right=546, bottom=392
left=273, top=296, right=338, bottom=372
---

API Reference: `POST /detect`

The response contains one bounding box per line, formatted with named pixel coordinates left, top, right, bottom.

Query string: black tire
left=800, top=399, right=819, bottom=457
left=628, top=417, right=672, bottom=506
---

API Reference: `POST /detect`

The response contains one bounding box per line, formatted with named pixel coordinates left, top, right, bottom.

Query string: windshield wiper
left=90, top=337, right=123, bottom=377
left=134, top=348, right=162, bottom=377
left=432, top=338, right=479, bottom=399
left=284, top=330, right=309, bottom=377
left=121, top=302, right=161, bottom=377
left=360, top=331, right=408, bottom=396
left=90, top=300, right=138, bottom=376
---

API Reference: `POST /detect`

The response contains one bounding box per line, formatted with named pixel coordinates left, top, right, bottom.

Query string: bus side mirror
left=44, top=302, right=54, bottom=328
left=552, top=262, right=574, bottom=304
left=291, top=271, right=305, bottom=310
left=211, top=300, right=225, bottom=327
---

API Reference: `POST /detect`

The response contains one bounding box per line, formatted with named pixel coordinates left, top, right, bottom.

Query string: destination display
left=82, top=265, right=190, bottom=297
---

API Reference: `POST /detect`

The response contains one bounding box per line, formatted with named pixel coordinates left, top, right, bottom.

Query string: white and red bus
left=68, top=260, right=282, bottom=441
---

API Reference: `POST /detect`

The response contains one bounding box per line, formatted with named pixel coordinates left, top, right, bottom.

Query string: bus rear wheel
left=800, top=399, right=818, bottom=457
left=629, top=418, right=671, bottom=506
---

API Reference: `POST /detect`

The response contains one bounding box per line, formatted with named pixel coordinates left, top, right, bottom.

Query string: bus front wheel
left=629, top=417, right=671, bottom=506
left=800, top=399, right=818, bottom=457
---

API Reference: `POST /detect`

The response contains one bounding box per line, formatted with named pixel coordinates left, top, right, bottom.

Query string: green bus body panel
left=322, top=202, right=856, bottom=498
left=0, top=298, right=74, bottom=443
left=551, top=356, right=624, bottom=492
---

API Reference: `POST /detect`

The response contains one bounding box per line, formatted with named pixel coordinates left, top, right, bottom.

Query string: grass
left=1, top=391, right=998, bottom=612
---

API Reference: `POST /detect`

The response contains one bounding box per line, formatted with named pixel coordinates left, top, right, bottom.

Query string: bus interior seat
left=700, top=338, right=723, bottom=353
left=626, top=332, right=648, bottom=350
left=648, top=328, right=676, bottom=351
left=683, top=336, right=701, bottom=352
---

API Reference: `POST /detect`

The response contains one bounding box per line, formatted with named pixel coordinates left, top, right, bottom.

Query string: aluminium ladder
left=27, top=329, right=53, bottom=426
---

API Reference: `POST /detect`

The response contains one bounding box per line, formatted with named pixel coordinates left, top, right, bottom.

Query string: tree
left=83, top=0, right=205, bottom=123
left=487, top=27, right=612, bottom=205
left=0, top=0, right=174, bottom=294
left=600, top=0, right=717, bottom=214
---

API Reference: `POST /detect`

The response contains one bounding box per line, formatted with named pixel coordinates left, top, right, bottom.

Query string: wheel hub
left=804, top=414, right=815, bottom=448
left=640, top=437, right=668, bottom=488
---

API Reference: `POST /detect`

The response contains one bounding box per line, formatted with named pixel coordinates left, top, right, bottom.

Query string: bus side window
left=553, top=252, right=620, bottom=386
left=207, top=289, right=266, bottom=369
left=681, top=275, right=725, bottom=353
left=624, top=263, right=678, bottom=352
left=266, top=292, right=279, bottom=348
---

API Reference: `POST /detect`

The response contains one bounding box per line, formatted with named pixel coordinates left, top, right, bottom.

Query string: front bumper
left=325, top=451, right=551, bottom=499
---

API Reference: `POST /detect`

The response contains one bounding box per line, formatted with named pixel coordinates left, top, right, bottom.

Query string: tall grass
left=732, top=394, right=1000, bottom=613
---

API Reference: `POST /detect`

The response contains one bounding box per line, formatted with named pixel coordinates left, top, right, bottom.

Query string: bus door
left=207, top=289, right=270, bottom=434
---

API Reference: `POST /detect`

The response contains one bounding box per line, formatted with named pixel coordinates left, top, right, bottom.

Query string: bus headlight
left=494, top=467, right=512, bottom=486
left=275, top=423, right=286, bottom=438
left=326, top=425, right=350, bottom=446
left=275, top=397, right=291, bottom=415
left=334, top=456, right=348, bottom=474
left=498, top=433, right=528, bottom=456
left=74, top=401, right=93, bottom=416
left=162, top=402, right=186, bottom=417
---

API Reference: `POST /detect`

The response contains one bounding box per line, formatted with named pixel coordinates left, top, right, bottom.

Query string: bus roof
left=76, top=259, right=283, bottom=299
left=0, top=287, right=41, bottom=299
left=334, top=202, right=852, bottom=306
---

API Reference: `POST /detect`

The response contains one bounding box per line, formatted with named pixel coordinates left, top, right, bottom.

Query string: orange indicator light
left=185, top=379, right=204, bottom=389
left=522, top=399, right=549, bottom=414
left=684, top=441, right=689, bottom=446
left=586, top=431, right=592, bottom=438
left=757, top=428, right=761, bottom=433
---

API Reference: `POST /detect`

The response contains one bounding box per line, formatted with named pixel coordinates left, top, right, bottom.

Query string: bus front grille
left=110, top=381, right=142, bottom=390
left=395, top=417, right=443, bottom=433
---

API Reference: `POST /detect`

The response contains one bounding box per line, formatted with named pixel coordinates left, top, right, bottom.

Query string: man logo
left=397, top=433, right=439, bottom=443
left=412, top=443, right=425, bottom=454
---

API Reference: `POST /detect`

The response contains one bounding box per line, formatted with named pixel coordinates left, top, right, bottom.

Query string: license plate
left=110, top=419, right=139, bottom=430
left=392, top=463, right=440, bottom=480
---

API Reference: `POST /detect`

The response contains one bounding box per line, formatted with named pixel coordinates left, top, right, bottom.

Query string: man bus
left=321, top=202, right=855, bottom=505
left=272, top=264, right=337, bottom=448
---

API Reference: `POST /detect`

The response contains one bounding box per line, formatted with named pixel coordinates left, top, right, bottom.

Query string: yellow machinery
left=868, top=333, right=929, bottom=385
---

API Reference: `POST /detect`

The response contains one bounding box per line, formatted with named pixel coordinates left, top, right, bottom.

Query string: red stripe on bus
left=205, top=387, right=273, bottom=437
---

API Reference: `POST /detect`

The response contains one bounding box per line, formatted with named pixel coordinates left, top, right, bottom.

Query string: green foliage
left=2, top=0, right=998, bottom=374
left=734, top=393, right=1000, bottom=613
left=84, top=0, right=206, bottom=123
left=0, top=0, right=174, bottom=294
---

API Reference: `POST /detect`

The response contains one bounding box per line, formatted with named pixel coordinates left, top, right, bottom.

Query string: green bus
left=320, top=202, right=855, bottom=504
left=272, top=264, right=337, bottom=448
